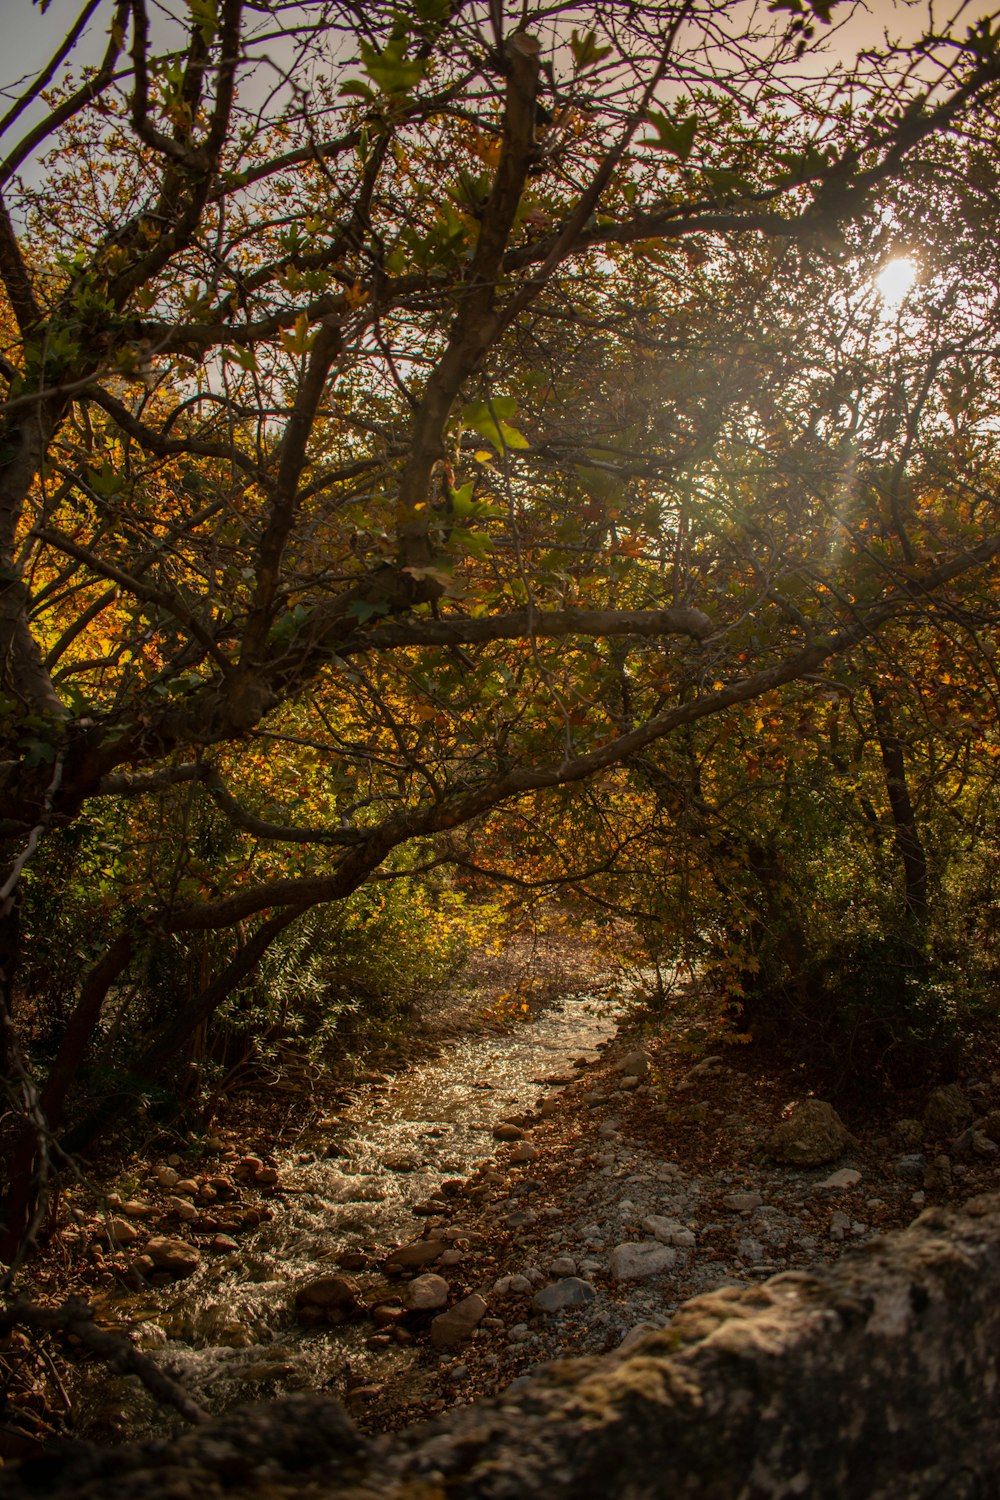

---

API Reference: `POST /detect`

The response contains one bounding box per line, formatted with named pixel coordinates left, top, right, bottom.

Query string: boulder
left=923, top=1084, right=974, bottom=1139
left=766, top=1099, right=851, bottom=1166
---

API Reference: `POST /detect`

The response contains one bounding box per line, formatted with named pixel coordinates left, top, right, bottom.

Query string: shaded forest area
left=3, top=0, right=1000, bottom=1440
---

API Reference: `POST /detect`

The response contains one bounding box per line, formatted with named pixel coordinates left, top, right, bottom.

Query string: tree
left=2, top=0, right=1000, bottom=1258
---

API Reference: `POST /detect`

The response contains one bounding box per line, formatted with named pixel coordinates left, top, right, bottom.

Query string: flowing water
left=80, top=984, right=620, bottom=1436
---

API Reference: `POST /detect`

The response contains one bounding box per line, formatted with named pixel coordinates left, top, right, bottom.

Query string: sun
left=875, top=256, right=918, bottom=307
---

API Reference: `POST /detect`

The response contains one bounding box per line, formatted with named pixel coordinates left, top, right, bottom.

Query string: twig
left=0, top=1297, right=207, bottom=1425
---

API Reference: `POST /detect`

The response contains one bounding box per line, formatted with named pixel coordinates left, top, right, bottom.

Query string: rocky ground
left=6, top=946, right=1000, bottom=1458
left=293, top=1022, right=1000, bottom=1434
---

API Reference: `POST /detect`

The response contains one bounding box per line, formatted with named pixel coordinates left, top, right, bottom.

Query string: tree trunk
left=869, top=685, right=928, bottom=931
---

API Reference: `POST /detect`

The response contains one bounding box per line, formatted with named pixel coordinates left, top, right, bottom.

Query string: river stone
left=143, top=1235, right=201, bottom=1276
left=106, top=1217, right=141, bottom=1246
left=493, top=1123, right=525, bottom=1142
left=766, top=1100, right=851, bottom=1166
left=722, top=1191, right=763, bottom=1213
left=383, top=1238, right=446, bottom=1271
left=404, top=1274, right=450, bottom=1311
left=156, top=1166, right=180, bottom=1189
left=295, top=1275, right=362, bottom=1317
left=923, top=1084, right=974, bottom=1138
left=430, top=1293, right=488, bottom=1348
left=614, top=1049, right=651, bottom=1077
left=609, top=1242, right=677, bottom=1281
left=549, top=1255, right=577, bottom=1276
left=532, top=1277, right=596, bottom=1313
left=817, top=1168, right=863, bottom=1191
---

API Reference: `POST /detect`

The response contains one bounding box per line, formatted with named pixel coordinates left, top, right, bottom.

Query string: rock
left=156, top=1166, right=180, bottom=1189
left=973, top=1131, right=999, bottom=1157
left=983, top=1110, right=1000, bottom=1145
left=404, top=1274, right=450, bottom=1311
left=766, top=1100, right=851, bottom=1166
left=922, top=1155, right=952, bottom=1192
left=383, top=1238, right=446, bottom=1271
left=173, top=1178, right=199, bottom=1197
left=121, top=1199, right=155, bottom=1218
left=438, top=1249, right=464, bottom=1266
left=493, top=1123, right=525, bottom=1142
left=614, top=1049, right=651, bottom=1077
left=617, top=1319, right=668, bottom=1354
left=294, top=1275, right=362, bottom=1320
left=549, top=1255, right=577, bottom=1276
left=24, top=1199, right=1000, bottom=1500
left=688, top=1055, right=725, bottom=1077
left=493, top=1274, right=533, bottom=1297
left=891, top=1118, right=925, bottom=1150
left=923, top=1084, right=974, bottom=1138
left=210, top=1234, right=239, bottom=1252
left=143, top=1235, right=200, bottom=1277
left=255, top=1166, right=281, bottom=1187
left=893, top=1153, right=927, bottom=1182
left=430, top=1293, right=488, bottom=1348
left=609, top=1242, right=677, bottom=1281
left=106, top=1217, right=141, bottom=1246
left=817, top=1168, right=862, bottom=1191
left=532, top=1277, right=596, bottom=1313
left=829, top=1211, right=851, bottom=1242
left=166, top=1195, right=199, bottom=1221
left=722, top=1191, right=763, bottom=1213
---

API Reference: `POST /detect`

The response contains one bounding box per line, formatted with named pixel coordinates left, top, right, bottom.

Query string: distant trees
left=2, top=0, right=1000, bottom=1258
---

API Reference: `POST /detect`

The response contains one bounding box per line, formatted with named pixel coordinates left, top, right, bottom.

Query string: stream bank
left=7, top=929, right=1000, bottom=1455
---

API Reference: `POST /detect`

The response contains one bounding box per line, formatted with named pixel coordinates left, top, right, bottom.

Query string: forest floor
left=4, top=915, right=1000, bottom=1464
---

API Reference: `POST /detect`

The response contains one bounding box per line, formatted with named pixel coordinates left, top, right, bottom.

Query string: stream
left=79, top=983, right=621, bottom=1437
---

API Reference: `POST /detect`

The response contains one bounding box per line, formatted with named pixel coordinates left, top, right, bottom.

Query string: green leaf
left=641, top=111, right=697, bottom=161
left=455, top=529, right=493, bottom=560
left=345, top=598, right=390, bottom=624
left=570, top=27, right=612, bottom=73
left=461, top=397, right=531, bottom=453
left=359, top=36, right=427, bottom=96
left=86, top=461, right=125, bottom=499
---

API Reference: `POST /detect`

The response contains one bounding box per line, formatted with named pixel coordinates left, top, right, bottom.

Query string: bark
left=869, top=685, right=929, bottom=930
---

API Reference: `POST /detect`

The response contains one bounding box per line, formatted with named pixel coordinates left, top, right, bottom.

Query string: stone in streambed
left=403, top=1274, right=450, bottom=1311
left=141, top=1235, right=201, bottom=1277
left=609, top=1242, right=677, bottom=1281
left=383, top=1238, right=447, bottom=1271
left=430, top=1293, right=488, bottom=1348
left=295, top=1274, right=362, bottom=1323
left=532, top=1277, right=596, bottom=1313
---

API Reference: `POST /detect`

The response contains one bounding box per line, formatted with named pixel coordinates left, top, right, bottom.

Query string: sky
left=0, top=0, right=987, bottom=180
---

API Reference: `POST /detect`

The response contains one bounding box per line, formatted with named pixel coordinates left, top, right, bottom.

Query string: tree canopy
left=3, top=0, right=1000, bottom=1259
